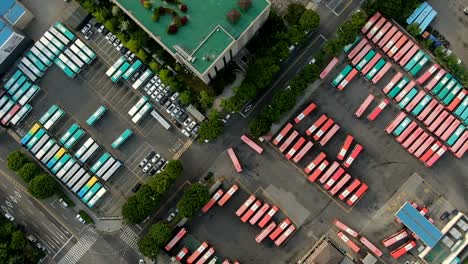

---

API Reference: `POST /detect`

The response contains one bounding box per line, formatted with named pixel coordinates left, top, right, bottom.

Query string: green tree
left=179, top=90, right=192, bottom=105
left=198, top=90, right=214, bottom=109
left=148, top=173, right=174, bottom=194
left=249, top=115, right=272, bottom=138
left=159, top=69, right=173, bottom=84
left=93, top=8, right=110, bottom=22
left=407, top=22, right=420, bottom=37
left=126, top=39, right=140, bottom=53
left=177, top=183, right=210, bottom=218
left=298, top=10, right=320, bottom=32
left=137, top=49, right=148, bottom=62
left=78, top=210, right=94, bottom=224
left=143, top=1, right=152, bottom=9
left=17, top=162, right=41, bottom=183
left=163, top=160, right=184, bottom=179
left=322, top=39, right=343, bottom=56
left=28, top=174, right=56, bottom=199
left=284, top=3, right=305, bottom=25
left=6, top=151, right=28, bottom=172
left=198, top=110, right=224, bottom=142
left=9, top=231, right=26, bottom=251
left=148, top=60, right=161, bottom=73
left=287, top=25, right=305, bottom=44
left=122, top=185, right=159, bottom=224
left=137, top=222, right=172, bottom=257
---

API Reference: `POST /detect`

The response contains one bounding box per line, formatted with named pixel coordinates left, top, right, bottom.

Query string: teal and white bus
left=132, top=68, right=153, bottom=90
left=70, top=44, right=92, bottom=64
left=101, top=161, right=122, bottom=181
left=80, top=142, right=100, bottom=163
left=30, top=46, right=52, bottom=67
left=111, top=61, right=130, bottom=82
left=60, top=123, right=80, bottom=144
left=90, top=152, right=111, bottom=173
left=12, top=81, right=32, bottom=101
left=87, top=187, right=107, bottom=207
left=131, top=102, right=152, bottom=124
left=48, top=27, right=70, bottom=46
left=54, top=22, right=76, bottom=41
left=64, top=128, right=85, bottom=149
left=4, top=70, right=23, bottom=91
left=56, top=158, right=76, bottom=180
left=30, top=132, right=50, bottom=154
left=128, top=96, right=149, bottom=117
left=39, top=105, right=59, bottom=125
left=74, top=39, right=96, bottom=61
left=35, top=138, right=56, bottom=160
left=54, top=58, right=76, bottom=78
left=86, top=106, right=107, bottom=126
left=21, top=123, right=41, bottom=145
left=122, top=60, right=142, bottom=80
left=26, top=52, right=48, bottom=72
left=75, top=137, right=94, bottom=159
left=18, top=85, right=40, bottom=106
left=8, top=74, right=27, bottom=95
left=71, top=173, right=91, bottom=193
left=39, top=37, right=61, bottom=56
left=51, top=153, right=71, bottom=174
left=82, top=183, right=103, bottom=203
left=106, top=56, right=126, bottom=77
left=34, top=41, right=56, bottom=61
left=43, top=108, right=65, bottom=130
left=9, top=104, right=32, bottom=126
left=41, top=142, right=60, bottom=164
left=26, top=128, right=46, bottom=150
left=64, top=48, right=85, bottom=69
left=111, top=129, right=133, bottom=149
left=77, top=177, right=98, bottom=197
left=44, top=31, right=65, bottom=50
left=58, top=54, right=80, bottom=74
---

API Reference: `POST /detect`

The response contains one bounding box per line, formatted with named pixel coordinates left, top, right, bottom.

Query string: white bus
left=41, top=144, right=60, bottom=164
left=48, top=27, right=70, bottom=46
left=132, top=69, right=153, bottom=89
left=58, top=54, right=80, bottom=74
left=44, top=31, right=64, bottom=50
left=74, top=39, right=96, bottom=61
left=96, top=157, right=115, bottom=177
left=9, top=104, right=32, bottom=126
left=128, top=96, right=148, bottom=117
left=70, top=44, right=91, bottom=64
left=64, top=48, right=85, bottom=68
left=67, top=168, right=86, bottom=188
left=71, top=173, right=91, bottom=193
left=131, top=102, right=152, bottom=124
left=75, top=137, right=94, bottom=159
left=18, top=63, right=38, bottom=83
left=80, top=142, right=100, bottom=163
left=101, top=161, right=122, bottom=181
left=18, top=85, right=40, bottom=106
left=106, top=56, right=126, bottom=77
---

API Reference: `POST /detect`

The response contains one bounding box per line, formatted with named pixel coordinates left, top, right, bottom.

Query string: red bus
left=417, top=99, right=437, bottom=121
left=355, top=94, right=375, bottom=118
left=333, top=219, right=358, bottom=238
left=227, top=148, right=242, bottom=173
left=330, top=173, right=351, bottom=196
left=337, top=68, right=358, bottom=91
left=201, top=189, right=224, bottom=213
left=454, top=139, right=468, bottom=158
left=447, top=90, right=467, bottom=111
left=222, top=260, right=230, bottom=264
left=348, top=38, right=368, bottom=60
left=279, top=130, right=299, bottom=152
left=241, top=135, right=263, bottom=154
left=390, top=240, right=416, bottom=259
left=306, top=114, right=328, bottom=136
left=294, top=103, right=316, bottom=124
left=304, top=152, right=326, bottom=174
left=308, top=160, right=329, bottom=182
left=395, top=81, right=416, bottom=102
left=383, top=72, right=403, bottom=94
left=441, top=119, right=461, bottom=141
left=385, top=112, right=407, bottom=134
left=258, top=205, right=279, bottom=228
left=361, top=53, right=382, bottom=75
left=286, top=137, right=306, bottom=160
left=372, top=21, right=392, bottom=43
left=424, top=69, right=447, bottom=91
left=371, top=62, right=392, bottom=84
left=367, top=98, right=389, bottom=121
left=319, top=124, right=340, bottom=146
left=337, top=231, right=360, bottom=253
left=187, top=242, right=209, bottom=264
left=165, top=228, right=188, bottom=251
left=420, top=141, right=442, bottom=163
left=249, top=203, right=270, bottom=225
left=236, top=195, right=256, bottom=216
left=196, top=248, right=215, bottom=264
left=320, top=57, right=339, bottom=79
left=218, top=184, right=238, bottom=206
left=255, top=222, right=277, bottom=243
left=378, top=25, right=398, bottom=48
left=405, top=90, right=426, bottom=112
left=273, top=123, right=293, bottom=145
left=324, top=167, right=345, bottom=190
left=383, top=31, right=403, bottom=53
left=382, top=229, right=409, bottom=247
left=175, top=247, right=189, bottom=262
left=366, top=17, right=387, bottom=39
left=423, top=104, right=444, bottom=126
left=361, top=12, right=382, bottom=33
left=414, top=136, right=435, bottom=158
left=343, top=144, right=363, bottom=168
left=337, top=136, right=353, bottom=161
left=360, top=236, right=383, bottom=257
left=394, top=41, right=416, bottom=63
left=293, top=141, right=314, bottom=163
left=2, top=104, right=21, bottom=125
left=451, top=131, right=468, bottom=153
left=396, top=121, right=417, bottom=143
left=408, top=132, right=429, bottom=154
left=388, top=35, right=408, bottom=58
left=402, top=128, right=423, bottom=149
left=313, top=119, right=334, bottom=141
left=240, top=200, right=262, bottom=222
left=424, top=145, right=447, bottom=167
left=352, top=44, right=372, bottom=66
left=433, top=114, right=454, bottom=136
left=274, top=225, right=296, bottom=247
left=339, top=179, right=361, bottom=200
left=417, top=64, right=440, bottom=85
left=269, top=218, right=291, bottom=240
left=319, top=161, right=340, bottom=184
left=347, top=183, right=368, bottom=206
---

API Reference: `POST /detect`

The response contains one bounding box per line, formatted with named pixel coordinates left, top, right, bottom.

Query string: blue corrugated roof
left=0, top=0, right=15, bottom=16
left=4, top=3, right=24, bottom=24
left=0, top=26, right=14, bottom=46
left=395, top=202, right=443, bottom=248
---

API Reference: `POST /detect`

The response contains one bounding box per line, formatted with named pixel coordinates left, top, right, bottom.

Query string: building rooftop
left=115, top=0, right=269, bottom=73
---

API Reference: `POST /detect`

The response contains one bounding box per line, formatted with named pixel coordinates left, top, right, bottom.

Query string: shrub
left=167, top=24, right=178, bottom=34
left=79, top=210, right=94, bottom=224
left=138, top=221, right=172, bottom=257
left=7, top=151, right=28, bottom=171
left=28, top=174, right=56, bottom=199
left=17, top=162, right=41, bottom=183
left=177, top=183, right=210, bottom=218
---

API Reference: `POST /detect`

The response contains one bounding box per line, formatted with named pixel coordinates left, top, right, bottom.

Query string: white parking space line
left=127, top=143, right=151, bottom=168
left=108, top=87, right=128, bottom=105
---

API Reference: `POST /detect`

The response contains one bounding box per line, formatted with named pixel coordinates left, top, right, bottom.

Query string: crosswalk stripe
left=57, top=229, right=98, bottom=264
left=119, top=226, right=142, bottom=255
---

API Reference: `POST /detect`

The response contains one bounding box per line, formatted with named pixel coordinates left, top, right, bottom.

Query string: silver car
left=187, top=121, right=197, bottom=131
left=171, top=107, right=181, bottom=117
left=166, top=103, right=176, bottom=114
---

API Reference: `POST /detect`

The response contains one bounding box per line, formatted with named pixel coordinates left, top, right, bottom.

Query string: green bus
left=12, top=81, right=32, bottom=101
left=39, top=105, right=59, bottom=125
left=122, top=60, right=143, bottom=80
left=408, top=55, right=429, bottom=76
left=60, top=123, right=80, bottom=144
left=111, top=62, right=131, bottom=83
left=403, top=50, right=426, bottom=72
left=54, top=58, right=76, bottom=78
left=446, top=125, right=466, bottom=146
left=388, top=77, right=410, bottom=99
left=443, top=83, right=463, bottom=105
left=91, top=152, right=111, bottom=173
left=431, top=73, right=452, bottom=95
left=111, top=129, right=133, bottom=149
left=411, top=94, right=432, bottom=116
left=86, top=106, right=107, bottom=126
left=398, top=88, right=418, bottom=109
left=393, top=117, right=412, bottom=136
left=332, top=65, right=353, bottom=87
left=437, top=79, right=458, bottom=101
left=64, top=129, right=84, bottom=149
left=4, top=70, right=23, bottom=91
left=365, top=59, right=386, bottom=80
left=54, top=22, right=76, bottom=41
left=356, top=50, right=376, bottom=71
left=26, top=52, right=47, bottom=72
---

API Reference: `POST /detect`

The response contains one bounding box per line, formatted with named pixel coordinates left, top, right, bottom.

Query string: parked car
left=148, top=167, right=158, bottom=175
left=58, top=198, right=69, bottom=207
left=464, top=7, right=468, bottom=15
left=138, top=158, right=148, bottom=168
left=175, top=109, right=184, bottom=119
left=183, top=117, right=192, bottom=127
left=177, top=113, right=188, bottom=123
left=163, top=99, right=172, bottom=108
left=166, top=103, right=176, bottom=114
left=150, top=154, right=161, bottom=164
left=113, top=39, right=121, bottom=47
left=116, top=43, right=123, bottom=51
left=166, top=209, right=178, bottom=222
left=27, top=235, right=37, bottom=243
left=170, top=92, right=180, bottom=101
left=36, top=243, right=45, bottom=250
left=85, top=30, right=94, bottom=40
left=75, top=214, right=86, bottom=224
left=4, top=213, right=14, bottom=222
left=81, top=24, right=92, bottom=34
left=159, top=95, right=169, bottom=105
left=171, top=107, right=181, bottom=117
left=97, top=24, right=105, bottom=33
left=105, top=32, right=113, bottom=40
left=130, top=71, right=140, bottom=82
left=132, top=183, right=142, bottom=193
left=187, top=121, right=197, bottom=131
left=191, top=125, right=200, bottom=135
left=142, top=163, right=152, bottom=173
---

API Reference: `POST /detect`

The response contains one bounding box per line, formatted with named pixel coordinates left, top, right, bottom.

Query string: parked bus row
left=90, top=152, right=122, bottom=181
left=201, top=184, right=239, bottom=213
left=354, top=93, right=390, bottom=121
left=38, top=104, right=65, bottom=130
left=128, top=96, right=153, bottom=124
left=332, top=219, right=383, bottom=257
left=0, top=89, right=32, bottom=127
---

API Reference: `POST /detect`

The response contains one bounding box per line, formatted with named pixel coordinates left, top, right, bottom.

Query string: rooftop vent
left=238, top=0, right=252, bottom=11
left=227, top=9, right=241, bottom=24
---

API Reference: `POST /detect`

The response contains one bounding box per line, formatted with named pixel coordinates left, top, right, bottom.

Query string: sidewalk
left=94, top=218, right=124, bottom=233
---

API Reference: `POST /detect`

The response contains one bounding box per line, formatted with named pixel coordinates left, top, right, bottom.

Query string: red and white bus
left=337, top=232, right=360, bottom=253
left=367, top=98, right=390, bottom=121
left=394, top=41, right=416, bottom=63
left=343, top=144, right=363, bottom=168
left=201, top=189, right=224, bottom=213
left=339, top=179, right=361, bottom=200
left=419, top=141, right=442, bottom=163
left=354, top=94, right=375, bottom=118
left=319, top=161, right=340, bottom=184
left=414, top=136, right=435, bottom=158
left=255, top=222, right=277, bottom=243
left=279, top=130, right=299, bottom=152
left=386, top=112, right=407, bottom=134
left=227, top=148, right=242, bottom=173
left=371, top=62, right=392, bottom=84
left=320, top=57, right=339, bottom=79
left=304, top=152, right=326, bottom=174
left=424, top=145, right=447, bottom=167
left=395, top=81, right=416, bottom=103
left=396, top=122, right=417, bottom=143
left=333, top=219, right=359, bottom=238
left=366, top=16, right=387, bottom=40
left=451, top=131, right=468, bottom=153
left=196, top=248, right=215, bottom=264
left=269, top=218, right=291, bottom=240
left=308, top=160, right=329, bottom=182
left=187, top=242, right=209, bottom=264
left=440, top=119, right=460, bottom=141
left=330, top=173, right=351, bottom=196
left=273, top=123, right=293, bottom=145
left=175, top=247, right=189, bottom=262
left=416, top=64, right=440, bottom=85
left=347, top=183, right=368, bottom=206
left=383, top=31, right=403, bottom=53
left=306, top=114, right=328, bottom=136
left=434, top=114, right=454, bottom=136
left=337, top=136, right=353, bottom=161
left=292, top=141, right=314, bottom=163
left=360, top=236, right=383, bottom=257
left=286, top=137, right=306, bottom=160
left=313, top=119, right=334, bottom=141
left=348, top=38, right=368, bottom=60
left=417, top=99, right=437, bottom=121
left=390, top=240, right=416, bottom=259
left=236, top=195, right=256, bottom=216
left=378, top=25, right=398, bottom=48
left=372, top=21, right=392, bottom=43
left=274, top=225, right=296, bottom=247
left=382, top=229, right=409, bottom=247
left=383, top=72, right=403, bottom=94
left=361, top=53, right=382, bottom=75
left=294, top=103, right=316, bottom=124
left=241, top=135, right=263, bottom=154
left=241, top=200, right=262, bottom=223
left=388, top=35, right=408, bottom=58
left=249, top=203, right=270, bottom=225
left=258, top=205, right=279, bottom=228
left=352, top=44, right=372, bottom=66
left=319, top=124, right=340, bottom=146
left=454, top=139, right=467, bottom=158
left=361, top=12, right=382, bottom=34
left=337, top=68, right=358, bottom=91
left=423, top=104, right=444, bottom=126
left=401, top=128, right=423, bottom=149
left=405, top=90, right=426, bottom=112
left=324, top=168, right=345, bottom=190
left=218, top=184, right=238, bottom=206
left=447, top=90, right=467, bottom=111
left=424, top=69, right=446, bottom=91
left=408, top=132, right=429, bottom=154
left=165, top=228, right=188, bottom=251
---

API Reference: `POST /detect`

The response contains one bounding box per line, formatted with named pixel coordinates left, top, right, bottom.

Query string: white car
left=142, top=163, right=152, bottom=173
left=171, top=107, right=181, bottom=117
left=81, top=24, right=91, bottom=34
left=181, top=129, right=191, bottom=137
left=150, top=154, right=161, bottom=164
left=27, top=235, right=37, bottom=243
left=4, top=213, right=14, bottom=222
left=170, top=92, right=179, bottom=101
left=148, top=85, right=157, bottom=94
left=151, top=90, right=159, bottom=99
left=59, top=198, right=69, bottom=207
left=166, top=103, right=176, bottom=114
left=76, top=214, right=86, bottom=224
left=187, top=121, right=197, bottom=131
left=183, top=117, right=192, bottom=127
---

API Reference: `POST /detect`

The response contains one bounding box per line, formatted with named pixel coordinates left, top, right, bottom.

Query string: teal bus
left=44, top=108, right=65, bottom=130
left=75, top=39, right=96, bottom=61
left=39, top=105, right=59, bottom=125
left=403, top=50, right=426, bottom=72
left=39, top=37, right=61, bottom=56
left=26, top=128, right=46, bottom=150
left=26, top=52, right=47, bottom=72
left=111, top=62, right=131, bottom=82
left=122, top=60, right=142, bottom=80
left=91, top=152, right=111, bottom=173
left=30, top=46, right=52, bottom=66
left=70, top=44, right=92, bottom=64
left=44, top=31, right=65, bottom=50
left=365, top=59, right=386, bottom=80
left=4, top=70, right=23, bottom=91
left=54, top=22, right=76, bottom=41
left=54, top=57, right=76, bottom=78
left=443, top=83, right=463, bottom=105
left=21, top=123, right=41, bottom=145
left=60, top=123, right=80, bottom=144
left=82, top=183, right=102, bottom=203
left=87, top=187, right=107, bottom=208
left=356, top=50, right=376, bottom=71
left=106, top=56, right=126, bottom=77
left=64, top=129, right=84, bottom=149
left=343, top=36, right=361, bottom=53
left=393, top=117, right=412, bottom=136
left=437, top=79, right=458, bottom=101
left=409, top=55, right=429, bottom=76
left=64, top=49, right=85, bottom=69
left=48, top=27, right=70, bottom=46
left=7, top=75, right=27, bottom=95
left=51, top=153, right=71, bottom=174
left=447, top=124, right=466, bottom=146
left=332, top=65, right=353, bottom=87
left=58, top=54, right=80, bottom=74
left=86, top=106, right=107, bottom=126
left=35, top=41, right=56, bottom=61
left=431, top=73, right=452, bottom=95
left=18, top=85, right=39, bottom=106
left=111, top=129, right=133, bottom=149
left=77, top=176, right=98, bottom=196
left=398, top=88, right=418, bottom=109
left=388, top=77, right=410, bottom=99
left=12, top=81, right=32, bottom=101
